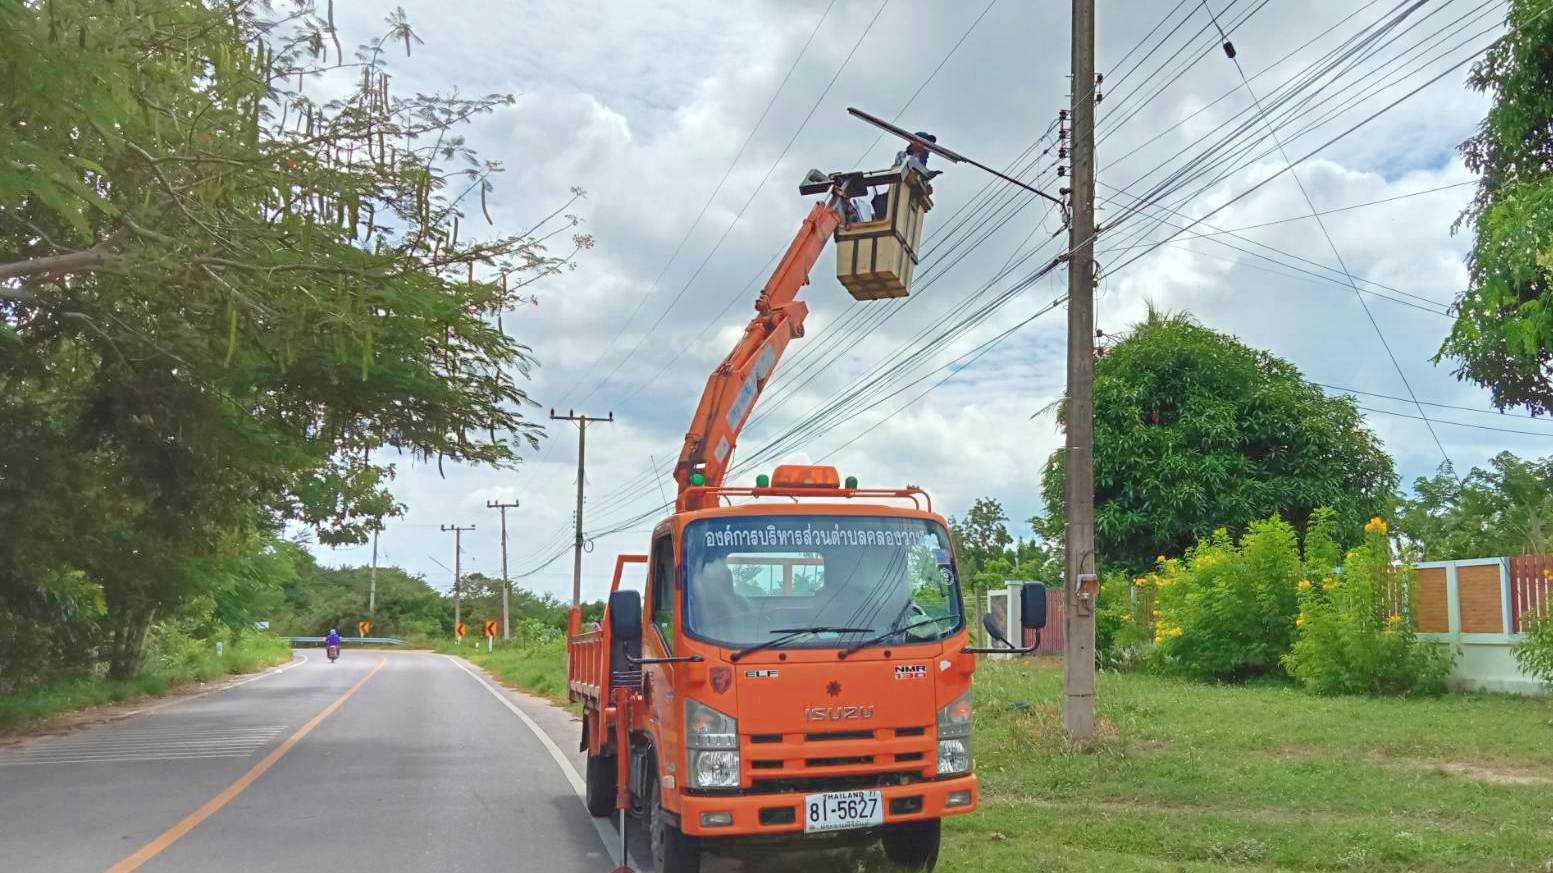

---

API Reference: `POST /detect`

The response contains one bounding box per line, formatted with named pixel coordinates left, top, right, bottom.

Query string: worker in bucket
left=863, top=131, right=940, bottom=221
left=896, top=131, right=938, bottom=174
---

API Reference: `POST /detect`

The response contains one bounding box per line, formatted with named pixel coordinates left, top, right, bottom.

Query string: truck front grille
left=740, top=724, right=934, bottom=794
left=750, top=772, right=924, bottom=794
left=806, top=755, right=873, bottom=768
left=804, top=729, right=875, bottom=742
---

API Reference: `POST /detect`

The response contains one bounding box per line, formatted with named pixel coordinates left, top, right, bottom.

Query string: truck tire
left=584, top=752, right=616, bottom=818
left=881, top=819, right=940, bottom=871
left=648, top=773, right=701, bottom=873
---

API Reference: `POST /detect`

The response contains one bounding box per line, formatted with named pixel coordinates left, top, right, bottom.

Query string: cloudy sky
left=312, top=0, right=1547, bottom=604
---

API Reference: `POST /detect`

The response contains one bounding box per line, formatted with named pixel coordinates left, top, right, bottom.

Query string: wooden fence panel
left=1414, top=566, right=1449, bottom=633
left=1509, top=554, right=1553, bottom=633
left=1457, top=564, right=1505, bottom=633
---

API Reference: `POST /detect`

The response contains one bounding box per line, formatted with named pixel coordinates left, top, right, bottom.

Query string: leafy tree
left=1038, top=308, right=1397, bottom=573
left=1, top=2, right=583, bottom=676
left=274, top=554, right=451, bottom=639
left=1437, top=1, right=1553, bottom=414
left=952, top=498, right=1014, bottom=567
left=1395, top=452, right=1553, bottom=560
left=1013, top=533, right=1064, bottom=586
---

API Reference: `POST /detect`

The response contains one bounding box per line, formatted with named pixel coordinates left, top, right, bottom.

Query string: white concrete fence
left=1413, top=557, right=1547, bottom=696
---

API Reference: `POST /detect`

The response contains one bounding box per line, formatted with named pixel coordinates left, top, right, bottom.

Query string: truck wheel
left=584, top=752, right=616, bottom=818
left=649, top=775, right=701, bottom=873
left=881, top=819, right=940, bottom=871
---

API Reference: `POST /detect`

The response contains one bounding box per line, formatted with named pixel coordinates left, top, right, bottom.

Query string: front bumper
left=678, top=774, right=978, bottom=837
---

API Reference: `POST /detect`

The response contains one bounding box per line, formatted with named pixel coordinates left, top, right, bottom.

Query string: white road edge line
left=445, top=655, right=644, bottom=871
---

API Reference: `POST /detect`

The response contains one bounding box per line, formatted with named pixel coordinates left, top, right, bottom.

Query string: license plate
left=802, top=789, right=883, bottom=833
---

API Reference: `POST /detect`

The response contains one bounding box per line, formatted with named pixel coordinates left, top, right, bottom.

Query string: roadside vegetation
left=441, top=632, right=572, bottom=710
left=0, top=628, right=289, bottom=733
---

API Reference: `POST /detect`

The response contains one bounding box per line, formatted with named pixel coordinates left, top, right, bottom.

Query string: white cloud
left=306, top=1, right=1551, bottom=603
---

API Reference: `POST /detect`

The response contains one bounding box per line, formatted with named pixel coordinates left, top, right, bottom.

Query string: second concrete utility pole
left=440, top=523, right=475, bottom=643
left=486, top=499, right=519, bottom=640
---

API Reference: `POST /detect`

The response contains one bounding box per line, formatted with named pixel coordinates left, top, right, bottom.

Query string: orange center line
left=103, top=656, right=388, bottom=873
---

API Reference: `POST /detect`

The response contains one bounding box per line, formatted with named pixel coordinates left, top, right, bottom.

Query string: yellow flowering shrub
left=1148, top=516, right=1303, bottom=679
left=1283, top=515, right=1454, bottom=696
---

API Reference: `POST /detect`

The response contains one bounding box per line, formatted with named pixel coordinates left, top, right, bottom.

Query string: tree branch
left=0, top=229, right=128, bottom=282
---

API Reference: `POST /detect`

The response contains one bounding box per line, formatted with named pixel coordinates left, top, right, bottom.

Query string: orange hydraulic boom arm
left=673, top=197, right=843, bottom=510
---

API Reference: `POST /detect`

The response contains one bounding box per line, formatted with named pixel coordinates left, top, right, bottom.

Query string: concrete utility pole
left=550, top=409, right=613, bottom=611
left=440, top=523, right=475, bottom=642
left=1064, top=0, right=1100, bottom=741
left=368, top=528, right=379, bottom=615
left=486, top=499, right=519, bottom=640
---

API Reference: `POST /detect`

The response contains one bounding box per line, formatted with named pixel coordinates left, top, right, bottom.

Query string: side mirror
left=982, top=612, right=1012, bottom=649
left=609, top=590, right=642, bottom=642
left=964, top=608, right=1039, bottom=656
left=1021, top=583, right=1048, bottom=630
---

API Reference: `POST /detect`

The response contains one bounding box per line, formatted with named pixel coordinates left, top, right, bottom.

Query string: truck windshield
left=682, top=515, right=963, bottom=648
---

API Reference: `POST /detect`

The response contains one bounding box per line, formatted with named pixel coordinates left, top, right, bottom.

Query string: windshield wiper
left=838, top=617, right=946, bottom=658
left=730, top=626, right=874, bottom=662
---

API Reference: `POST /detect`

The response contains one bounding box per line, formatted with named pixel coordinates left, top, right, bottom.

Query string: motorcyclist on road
left=325, top=628, right=342, bottom=647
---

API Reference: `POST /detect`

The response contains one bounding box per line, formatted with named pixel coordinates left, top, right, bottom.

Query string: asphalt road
left=0, top=651, right=626, bottom=873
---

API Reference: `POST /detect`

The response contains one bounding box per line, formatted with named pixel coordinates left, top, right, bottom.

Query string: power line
left=1356, top=405, right=1553, bottom=438
left=1103, top=0, right=1471, bottom=233
left=1093, top=182, right=1454, bottom=316
left=1097, top=179, right=1474, bottom=252
left=1202, top=0, right=1455, bottom=472
left=1100, top=0, right=1392, bottom=172
left=1106, top=0, right=1502, bottom=239
left=1100, top=23, right=1508, bottom=280
left=1318, top=383, right=1553, bottom=423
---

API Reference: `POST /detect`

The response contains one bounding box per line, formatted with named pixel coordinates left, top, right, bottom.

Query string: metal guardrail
left=289, top=636, right=408, bottom=647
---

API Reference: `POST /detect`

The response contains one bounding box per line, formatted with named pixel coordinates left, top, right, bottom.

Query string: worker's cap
left=912, top=131, right=937, bottom=143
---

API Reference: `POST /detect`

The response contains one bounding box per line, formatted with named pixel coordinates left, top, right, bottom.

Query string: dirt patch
left=1251, top=744, right=1324, bottom=761
left=1250, top=747, right=1553, bottom=786
left=1426, top=762, right=1553, bottom=786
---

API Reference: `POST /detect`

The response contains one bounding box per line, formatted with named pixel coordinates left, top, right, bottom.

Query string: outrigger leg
left=611, top=685, right=634, bottom=873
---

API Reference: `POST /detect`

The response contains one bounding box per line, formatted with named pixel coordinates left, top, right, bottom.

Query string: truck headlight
left=691, top=750, right=740, bottom=788
left=937, top=738, right=972, bottom=775
left=686, top=699, right=740, bottom=788
left=936, top=691, right=972, bottom=775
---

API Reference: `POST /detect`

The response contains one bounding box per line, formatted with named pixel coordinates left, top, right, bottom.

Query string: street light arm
left=846, top=106, right=1066, bottom=208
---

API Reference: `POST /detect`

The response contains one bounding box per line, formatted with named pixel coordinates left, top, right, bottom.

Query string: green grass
left=940, top=659, right=1553, bottom=873
left=0, top=633, right=293, bottom=734
left=439, top=639, right=572, bottom=709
